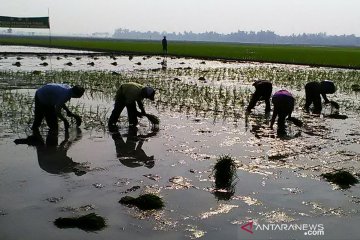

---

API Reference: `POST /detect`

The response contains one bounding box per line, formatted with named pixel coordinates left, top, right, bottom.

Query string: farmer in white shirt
left=31, top=83, right=85, bottom=132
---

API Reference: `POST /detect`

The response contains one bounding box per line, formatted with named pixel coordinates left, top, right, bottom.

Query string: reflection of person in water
left=14, top=129, right=87, bottom=176
left=112, top=127, right=156, bottom=168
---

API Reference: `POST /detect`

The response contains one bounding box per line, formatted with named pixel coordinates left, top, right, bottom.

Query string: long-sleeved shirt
left=116, top=82, right=144, bottom=105
left=36, top=83, right=72, bottom=107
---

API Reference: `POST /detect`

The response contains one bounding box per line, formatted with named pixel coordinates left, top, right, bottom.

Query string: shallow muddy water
left=1, top=46, right=360, bottom=240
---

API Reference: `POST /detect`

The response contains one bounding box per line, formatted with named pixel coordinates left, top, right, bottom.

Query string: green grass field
left=1, top=35, right=360, bottom=69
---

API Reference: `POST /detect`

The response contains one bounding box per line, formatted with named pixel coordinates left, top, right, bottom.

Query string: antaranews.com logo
left=241, top=221, right=325, bottom=236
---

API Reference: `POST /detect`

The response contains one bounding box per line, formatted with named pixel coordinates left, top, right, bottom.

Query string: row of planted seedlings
left=1, top=64, right=360, bottom=133
left=0, top=92, right=111, bottom=133
left=0, top=70, right=253, bottom=130
left=161, top=64, right=360, bottom=92
left=0, top=71, right=119, bottom=132
left=0, top=89, right=35, bottom=133
left=147, top=65, right=360, bottom=112
left=41, top=70, right=254, bottom=122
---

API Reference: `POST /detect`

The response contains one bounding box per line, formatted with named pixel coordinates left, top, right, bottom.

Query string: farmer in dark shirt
left=270, top=90, right=295, bottom=135
left=32, top=83, right=85, bottom=132
left=246, top=80, right=272, bottom=114
left=304, top=80, right=336, bottom=114
left=108, top=82, right=155, bottom=130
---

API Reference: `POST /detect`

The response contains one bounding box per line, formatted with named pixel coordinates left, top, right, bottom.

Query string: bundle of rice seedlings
left=328, top=100, right=340, bottom=109
left=287, top=117, right=303, bottom=127
left=212, top=155, right=237, bottom=200
left=119, top=193, right=164, bottom=210
left=145, top=113, right=160, bottom=125
left=54, top=213, right=106, bottom=231
left=321, top=170, right=359, bottom=189
left=213, top=155, right=237, bottom=189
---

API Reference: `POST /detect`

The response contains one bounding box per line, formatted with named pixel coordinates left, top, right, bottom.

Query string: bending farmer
left=270, top=90, right=295, bottom=135
left=304, top=80, right=336, bottom=114
left=108, top=82, right=155, bottom=129
left=246, top=80, right=272, bottom=114
left=32, top=83, right=85, bottom=132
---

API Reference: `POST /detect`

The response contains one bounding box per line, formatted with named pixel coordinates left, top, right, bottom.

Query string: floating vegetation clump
left=213, top=155, right=237, bottom=200
left=54, top=213, right=106, bottom=231
left=119, top=193, right=164, bottom=210
left=321, top=170, right=359, bottom=189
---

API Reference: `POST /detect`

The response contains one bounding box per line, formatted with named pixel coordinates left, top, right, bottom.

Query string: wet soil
left=1, top=46, right=360, bottom=240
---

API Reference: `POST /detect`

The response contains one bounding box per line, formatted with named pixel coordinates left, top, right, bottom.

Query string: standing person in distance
left=162, top=36, right=168, bottom=55
left=31, top=83, right=85, bottom=132
left=246, top=80, right=272, bottom=114
left=304, top=80, right=337, bottom=114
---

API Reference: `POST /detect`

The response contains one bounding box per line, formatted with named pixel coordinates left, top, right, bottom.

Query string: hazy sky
left=1, top=0, right=360, bottom=36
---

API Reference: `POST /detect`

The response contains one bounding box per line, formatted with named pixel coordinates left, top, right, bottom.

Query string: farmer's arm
left=137, top=100, right=146, bottom=116
left=62, top=104, right=73, bottom=116
left=270, top=108, right=278, bottom=129
left=288, top=100, right=294, bottom=119
left=321, top=93, right=330, bottom=103
left=61, top=104, right=82, bottom=126
left=56, top=106, right=70, bottom=129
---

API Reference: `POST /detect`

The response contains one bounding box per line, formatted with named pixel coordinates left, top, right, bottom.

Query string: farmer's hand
left=137, top=111, right=145, bottom=118
left=73, top=115, right=82, bottom=126
left=66, top=111, right=73, bottom=117
left=63, top=119, right=70, bottom=129
left=329, top=100, right=339, bottom=109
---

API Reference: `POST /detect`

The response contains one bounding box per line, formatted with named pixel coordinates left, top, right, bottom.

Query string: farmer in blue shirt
left=31, top=83, right=85, bottom=131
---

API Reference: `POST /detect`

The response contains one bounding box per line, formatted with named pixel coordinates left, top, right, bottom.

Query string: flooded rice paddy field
left=1, top=45, right=360, bottom=239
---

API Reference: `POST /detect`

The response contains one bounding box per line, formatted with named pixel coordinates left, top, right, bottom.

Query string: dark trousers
left=32, top=94, right=58, bottom=130
left=108, top=98, right=138, bottom=126
left=247, top=83, right=272, bottom=112
left=305, top=82, right=322, bottom=114
left=273, top=95, right=294, bottom=133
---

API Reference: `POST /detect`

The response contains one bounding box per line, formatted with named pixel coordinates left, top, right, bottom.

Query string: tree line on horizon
left=113, top=28, right=360, bottom=46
